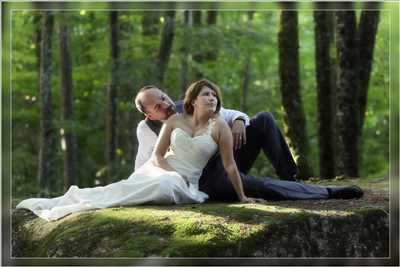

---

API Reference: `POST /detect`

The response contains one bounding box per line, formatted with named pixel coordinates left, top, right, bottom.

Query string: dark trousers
left=199, top=154, right=328, bottom=201
left=198, top=112, right=328, bottom=201
left=234, top=112, right=298, bottom=180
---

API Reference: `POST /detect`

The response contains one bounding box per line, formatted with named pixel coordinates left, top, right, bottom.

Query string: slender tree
left=206, top=10, right=217, bottom=24
left=241, top=59, right=251, bottom=113
left=327, top=12, right=337, bottom=152
left=357, top=3, right=380, bottom=139
left=33, top=13, right=42, bottom=94
left=59, top=12, right=77, bottom=189
left=192, top=11, right=204, bottom=79
left=180, top=10, right=193, bottom=97
left=335, top=10, right=359, bottom=177
left=115, top=13, right=138, bottom=170
left=205, top=10, right=218, bottom=61
left=108, top=11, right=120, bottom=182
left=314, top=11, right=336, bottom=179
left=156, top=10, right=176, bottom=86
left=38, top=12, right=56, bottom=195
left=142, top=11, right=160, bottom=36
left=142, top=11, right=160, bottom=84
left=240, top=11, right=254, bottom=113
left=278, top=9, right=313, bottom=179
left=193, top=10, right=202, bottom=25
left=82, top=12, right=96, bottom=63
left=191, top=10, right=218, bottom=79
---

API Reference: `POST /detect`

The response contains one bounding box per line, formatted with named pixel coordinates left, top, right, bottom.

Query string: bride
left=17, top=80, right=261, bottom=221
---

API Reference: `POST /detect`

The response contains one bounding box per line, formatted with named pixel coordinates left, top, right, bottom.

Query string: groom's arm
left=135, top=120, right=158, bottom=170
left=219, top=107, right=250, bottom=127
left=219, top=107, right=250, bottom=150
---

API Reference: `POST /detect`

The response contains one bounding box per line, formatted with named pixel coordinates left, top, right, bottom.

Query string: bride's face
left=193, top=86, right=218, bottom=115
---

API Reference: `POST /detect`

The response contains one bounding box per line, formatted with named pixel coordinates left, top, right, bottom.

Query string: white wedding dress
left=16, top=119, right=218, bottom=221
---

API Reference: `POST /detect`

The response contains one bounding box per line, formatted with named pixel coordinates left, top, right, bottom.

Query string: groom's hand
left=232, top=119, right=246, bottom=150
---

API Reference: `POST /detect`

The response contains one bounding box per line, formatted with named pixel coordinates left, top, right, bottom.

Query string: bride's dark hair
left=183, top=79, right=222, bottom=115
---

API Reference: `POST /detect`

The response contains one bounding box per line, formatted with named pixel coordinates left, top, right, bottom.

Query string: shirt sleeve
left=134, top=120, right=158, bottom=171
left=219, top=107, right=250, bottom=127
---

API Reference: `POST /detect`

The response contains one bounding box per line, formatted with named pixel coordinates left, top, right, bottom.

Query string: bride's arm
left=152, top=115, right=177, bottom=172
left=214, top=119, right=251, bottom=202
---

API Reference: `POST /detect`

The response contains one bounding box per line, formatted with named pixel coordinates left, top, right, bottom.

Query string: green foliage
left=11, top=9, right=389, bottom=198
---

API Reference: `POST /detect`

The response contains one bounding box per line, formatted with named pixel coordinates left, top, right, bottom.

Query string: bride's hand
left=240, top=196, right=266, bottom=204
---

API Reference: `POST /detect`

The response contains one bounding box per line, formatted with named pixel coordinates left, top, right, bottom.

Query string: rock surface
left=12, top=177, right=389, bottom=258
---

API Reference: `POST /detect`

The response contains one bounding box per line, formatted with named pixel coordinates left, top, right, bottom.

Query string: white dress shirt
left=134, top=107, right=250, bottom=170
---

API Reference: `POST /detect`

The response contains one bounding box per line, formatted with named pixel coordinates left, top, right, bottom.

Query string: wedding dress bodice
left=164, top=120, right=218, bottom=187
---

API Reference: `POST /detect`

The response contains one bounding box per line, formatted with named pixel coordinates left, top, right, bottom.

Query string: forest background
left=6, top=2, right=391, bottom=198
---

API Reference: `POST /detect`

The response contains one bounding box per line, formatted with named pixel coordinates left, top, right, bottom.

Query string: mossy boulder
left=12, top=177, right=389, bottom=258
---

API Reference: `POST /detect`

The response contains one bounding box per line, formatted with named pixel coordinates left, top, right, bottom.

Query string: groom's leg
left=199, top=153, right=240, bottom=201
left=200, top=159, right=328, bottom=201
left=241, top=174, right=329, bottom=200
left=200, top=154, right=359, bottom=201
left=234, top=112, right=298, bottom=181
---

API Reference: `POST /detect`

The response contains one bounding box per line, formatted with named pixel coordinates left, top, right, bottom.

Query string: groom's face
left=140, top=89, right=175, bottom=121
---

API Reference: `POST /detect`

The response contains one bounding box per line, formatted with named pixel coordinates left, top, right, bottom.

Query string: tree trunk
left=38, top=12, right=56, bottom=196
left=142, top=11, right=160, bottom=36
left=82, top=12, right=96, bottom=63
left=205, top=11, right=218, bottom=61
left=112, top=13, right=136, bottom=170
left=108, top=11, right=120, bottom=182
left=192, top=11, right=204, bottom=79
left=59, top=12, right=77, bottom=190
left=142, top=11, right=160, bottom=85
left=157, top=11, right=176, bottom=86
left=33, top=13, right=42, bottom=95
left=327, top=11, right=337, bottom=153
left=241, top=59, right=251, bottom=113
left=314, top=11, right=336, bottom=179
left=193, top=10, right=202, bottom=25
left=180, top=10, right=193, bottom=97
left=206, top=10, right=217, bottom=25
left=335, top=10, right=359, bottom=177
left=278, top=10, right=313, bottom=179
left=357, top=4, right=380, bottom=139
left=241, top=11, right=254, bottom=113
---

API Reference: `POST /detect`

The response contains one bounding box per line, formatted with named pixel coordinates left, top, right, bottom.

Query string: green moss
left=12, top=183, right=389, bottom=258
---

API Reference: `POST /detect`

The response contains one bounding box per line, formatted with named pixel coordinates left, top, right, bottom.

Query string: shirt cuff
left=233, top=115, right=250, bottom=127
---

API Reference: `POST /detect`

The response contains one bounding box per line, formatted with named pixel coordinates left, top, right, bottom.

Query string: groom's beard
left=160, top=104, right=177, bottom=122
left=166, top=104, right=177, bottom=118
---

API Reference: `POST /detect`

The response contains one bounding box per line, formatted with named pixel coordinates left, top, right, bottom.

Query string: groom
left=133, top=82, right=363, bottom=201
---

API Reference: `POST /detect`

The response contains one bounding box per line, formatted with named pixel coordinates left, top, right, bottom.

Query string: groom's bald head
left=134, top=85, right=160, bottom=113
left=134, top=85, right=175, bottom=121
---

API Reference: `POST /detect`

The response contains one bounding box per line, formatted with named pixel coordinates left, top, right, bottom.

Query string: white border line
left=9, top=8, right=13, bottom=262
left=7, top=4, right=395, bottom=263
left=388, top=7, right=391, bottom=261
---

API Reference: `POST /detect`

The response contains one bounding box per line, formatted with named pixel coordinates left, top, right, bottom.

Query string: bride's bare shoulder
left=211, top=116, right=230, bottom=137
left=165, top=113, right=184, bottom=127
left=214, top=116, right=229, bottom=129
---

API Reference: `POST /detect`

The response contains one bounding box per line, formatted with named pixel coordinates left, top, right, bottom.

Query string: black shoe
left=280, top=172, right=298, bottom=182
left=328, top=185, right=364, bottom=199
